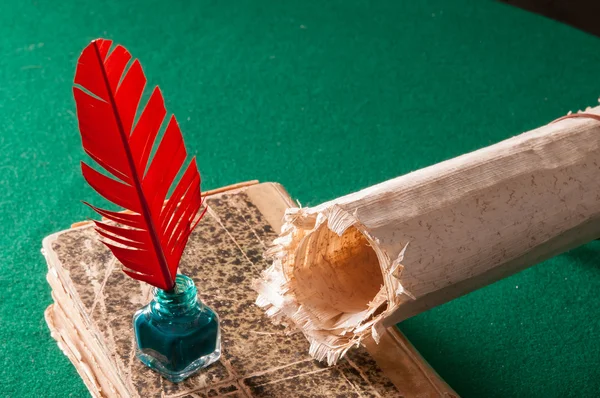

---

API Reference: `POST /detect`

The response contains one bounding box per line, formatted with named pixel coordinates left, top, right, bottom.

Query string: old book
left=43, top=181, right=456, bottom=397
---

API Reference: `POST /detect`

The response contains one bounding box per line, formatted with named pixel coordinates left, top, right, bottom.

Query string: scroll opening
left=291, top=223, right=383, bottom=319
left=255, top=207, right=405, bottom=364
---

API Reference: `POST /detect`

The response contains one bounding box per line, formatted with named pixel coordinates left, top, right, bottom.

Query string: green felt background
left=1, top=0, right=600, bottom=396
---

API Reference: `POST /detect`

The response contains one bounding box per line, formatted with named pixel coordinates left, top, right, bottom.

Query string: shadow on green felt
left=399, top=240, right=600, bottom=397
left=564, top=240, right=600, bottom=271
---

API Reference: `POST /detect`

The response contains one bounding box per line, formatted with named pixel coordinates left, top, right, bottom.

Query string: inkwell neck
left=152, top=274, right=199, bottom=317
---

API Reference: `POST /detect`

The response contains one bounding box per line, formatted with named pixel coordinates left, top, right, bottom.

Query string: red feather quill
left=73, top=39, right=204, bottom=290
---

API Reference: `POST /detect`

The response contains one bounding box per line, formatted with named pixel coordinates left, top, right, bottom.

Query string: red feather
left=73, top=39, right=204, bottom=290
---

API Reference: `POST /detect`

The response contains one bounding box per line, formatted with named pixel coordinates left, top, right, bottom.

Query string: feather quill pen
left=73, top=39, right=204, bottom=291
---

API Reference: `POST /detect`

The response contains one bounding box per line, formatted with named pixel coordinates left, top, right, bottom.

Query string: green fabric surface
left=1, top=0, right=600, bottom=396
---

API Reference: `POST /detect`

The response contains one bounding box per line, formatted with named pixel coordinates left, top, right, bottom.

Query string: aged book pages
left=44, top=182, right=456, bottom=397
left=255, top=107, right=600, bottom=364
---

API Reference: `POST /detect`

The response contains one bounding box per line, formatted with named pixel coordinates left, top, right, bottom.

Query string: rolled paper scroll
left=254, top=106, right=600, bottom=364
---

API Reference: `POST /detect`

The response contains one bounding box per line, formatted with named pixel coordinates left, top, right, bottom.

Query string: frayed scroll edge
left=252, top=204, right=415, bottom=365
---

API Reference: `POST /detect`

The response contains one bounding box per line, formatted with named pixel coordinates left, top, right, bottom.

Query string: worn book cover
left=44, top=182, right=455, bottom=397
